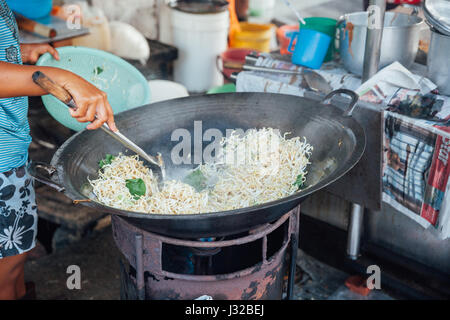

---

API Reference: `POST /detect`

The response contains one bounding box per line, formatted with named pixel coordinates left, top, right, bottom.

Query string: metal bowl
left=423, top=0, right=450, bottom=36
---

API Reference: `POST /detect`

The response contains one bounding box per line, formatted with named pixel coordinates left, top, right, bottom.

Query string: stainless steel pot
left=338, top=11, right=423, bottom=76
left=427, top=29, right=450, bottom=95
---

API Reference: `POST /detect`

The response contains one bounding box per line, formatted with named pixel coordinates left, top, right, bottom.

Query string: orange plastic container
left=227, top=0, right=241, bottom=42
left=230, top=22, right=273, bottom=52
left=277, top=24, right=298, bottom=55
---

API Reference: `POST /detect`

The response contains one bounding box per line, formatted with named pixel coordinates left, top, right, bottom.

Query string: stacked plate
left=424, top=0, right=450, bottom=35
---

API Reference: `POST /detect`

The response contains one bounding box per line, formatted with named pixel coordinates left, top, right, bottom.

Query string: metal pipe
left=361, top=0, right=386, bottom=82
left=346, top=204, right=364, bottom=260
left=347, top=0, right=385, bottom=261
left=244, top=53, right=260, bottom=65
left=135, top=234, right=145, bottom=300
left=286, top=206, right=300, bottom=300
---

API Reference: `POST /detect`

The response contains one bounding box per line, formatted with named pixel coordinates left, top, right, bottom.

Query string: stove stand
left=112, top=206, right=300, bottom=300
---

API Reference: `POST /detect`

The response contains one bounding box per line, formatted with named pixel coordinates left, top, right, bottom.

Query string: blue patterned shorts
left=0, top=165, right=38, bottom=259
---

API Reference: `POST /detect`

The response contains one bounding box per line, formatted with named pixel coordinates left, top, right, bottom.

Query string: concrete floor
left=24, top=223, right=331, bottom=300
left=24, top=222, right=393, bottom=300
left=25, top=224, right=121, bottom=300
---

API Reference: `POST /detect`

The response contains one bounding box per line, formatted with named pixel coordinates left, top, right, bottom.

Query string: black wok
left=31, top=91, right=365, bottom=238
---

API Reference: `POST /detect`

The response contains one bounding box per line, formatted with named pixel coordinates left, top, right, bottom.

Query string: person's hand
left=20, top=44, right=59, bottom=64
left=55, top=71, right=117, bottom=131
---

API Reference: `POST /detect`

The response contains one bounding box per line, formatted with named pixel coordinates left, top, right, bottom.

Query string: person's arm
left=0, top=61, right=117, bottom=131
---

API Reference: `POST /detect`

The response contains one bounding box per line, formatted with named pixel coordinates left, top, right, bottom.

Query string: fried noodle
left=89, top=128, right=313, bottom=215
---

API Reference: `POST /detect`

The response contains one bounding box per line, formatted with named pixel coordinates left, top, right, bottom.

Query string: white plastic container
left=71, top=4, right=111, bottom=51
left=248, top=0, right=276, bottom=24
left=171, top=8, right=229, bottom=92
left=148, top=80, right=189, bottom=103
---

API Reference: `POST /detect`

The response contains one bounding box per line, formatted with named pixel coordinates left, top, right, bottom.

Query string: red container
left=277, top=25, right=298, bottom=55
left=218, top=48, right=255, bottom=82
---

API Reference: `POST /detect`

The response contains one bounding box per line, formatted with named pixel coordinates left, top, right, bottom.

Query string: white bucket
left=171, top=8, right=229, bottom=92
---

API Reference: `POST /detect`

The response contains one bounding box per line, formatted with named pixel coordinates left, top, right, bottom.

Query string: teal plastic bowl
left=36, top=46, right=151, bottom=131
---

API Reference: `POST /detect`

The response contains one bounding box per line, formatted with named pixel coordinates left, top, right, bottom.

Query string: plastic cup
left=277, top=25, right=299, bottom=55
left=287, top=29, right=332, bottom=69
left=6, top=0, right=53, bottom=21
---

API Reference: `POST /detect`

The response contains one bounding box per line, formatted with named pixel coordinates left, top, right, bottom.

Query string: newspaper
left=358, top=63, right=450, bottom=239
left=382, top=115, right=450, bottom=239
left=237, top=56, right=362, bottom=94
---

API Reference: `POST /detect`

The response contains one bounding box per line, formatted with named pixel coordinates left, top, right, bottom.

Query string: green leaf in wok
left=125, top=178, right=146, bottom=200
left=183, top=168, right=207, bottom=192
left=99, top=154, right=115, bottom=169
left=293, top=174, right=304, bottom=189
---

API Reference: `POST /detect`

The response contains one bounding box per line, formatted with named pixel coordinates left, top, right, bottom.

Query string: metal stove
left=112, top=206, right=300, bottom=300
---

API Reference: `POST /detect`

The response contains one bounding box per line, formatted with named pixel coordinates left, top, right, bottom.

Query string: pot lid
left=424, top=0, right=450, bottom=35
left=169, top=0, right=229, bottom=14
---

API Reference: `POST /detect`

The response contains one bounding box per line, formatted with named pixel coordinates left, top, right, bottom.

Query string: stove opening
left=161, top=219, right=288, bottom=275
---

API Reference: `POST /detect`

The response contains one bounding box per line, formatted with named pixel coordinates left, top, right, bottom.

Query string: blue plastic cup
left=287, top=28, right=332, bottom=69
left=6, top=0, right=53, bottom=21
